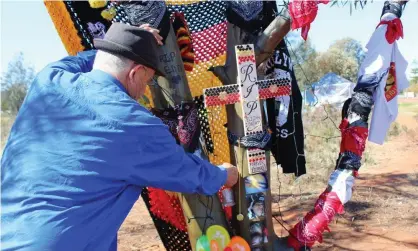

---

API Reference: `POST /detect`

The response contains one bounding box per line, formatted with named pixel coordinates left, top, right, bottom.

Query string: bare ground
left=118, top=98, right=418, bottom=251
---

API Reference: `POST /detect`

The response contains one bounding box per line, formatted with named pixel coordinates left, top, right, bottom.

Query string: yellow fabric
left=44, top=1, right=85, bottom=56
left=88, top=0, right=107, bottom=9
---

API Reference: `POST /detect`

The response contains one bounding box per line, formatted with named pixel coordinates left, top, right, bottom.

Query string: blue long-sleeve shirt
left=1, top=50, right=227, bottom=251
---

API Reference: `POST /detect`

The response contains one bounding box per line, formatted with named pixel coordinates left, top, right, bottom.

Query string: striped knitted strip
left=172, top=12, right=194, bottom=72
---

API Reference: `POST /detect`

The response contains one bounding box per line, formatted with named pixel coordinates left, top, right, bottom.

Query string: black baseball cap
left=93, top=22, right=165, bottom=77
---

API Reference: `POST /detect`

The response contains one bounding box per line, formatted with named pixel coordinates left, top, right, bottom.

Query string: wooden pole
left=207, top=13, right=292, bottom=251
left=150, top=21, right=229, bottom=251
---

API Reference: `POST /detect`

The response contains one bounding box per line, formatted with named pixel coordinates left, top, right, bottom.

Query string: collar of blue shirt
left=86, top=69, right=128, bottom=94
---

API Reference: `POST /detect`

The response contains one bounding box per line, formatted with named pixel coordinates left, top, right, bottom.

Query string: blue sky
left=1, top=0, right=418, bottom=77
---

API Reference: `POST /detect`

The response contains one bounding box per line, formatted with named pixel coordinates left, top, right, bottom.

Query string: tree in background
left=329, top=37, right=366, bottom=66
left=405, top=59, right=418, bottom=93
left=1, top=52, right=35, bottom=114
left=410, top=59, right=418, bottom=85
left=289, top=38, right=321, bottom=88
left=288, top=37, right=365, bottom=88
left=316, top=41, right=360, bottom=82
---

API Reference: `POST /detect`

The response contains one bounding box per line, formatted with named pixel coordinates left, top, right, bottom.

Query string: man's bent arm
left=126, top=121, right=227, bottom=195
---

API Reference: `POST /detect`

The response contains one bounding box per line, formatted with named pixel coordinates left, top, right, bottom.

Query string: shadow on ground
left=272, top=172, right=418, bottom=250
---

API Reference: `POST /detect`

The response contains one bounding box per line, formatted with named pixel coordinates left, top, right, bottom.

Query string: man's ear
left=128, top=65, right=141, bottom=81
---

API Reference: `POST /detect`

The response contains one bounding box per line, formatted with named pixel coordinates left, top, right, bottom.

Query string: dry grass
left=1, top=114, right=15, bottom=154
left=270, top=104, right=410, bottom=195
left=271, top=105, right=377, bottom=197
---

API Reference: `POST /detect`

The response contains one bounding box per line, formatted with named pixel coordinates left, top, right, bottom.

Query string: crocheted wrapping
left=192, top=21, right=228, bottom=64
left=142, top=188, right=192, bottom=251
left=63, top=1, right=112, bottom=49
left=172, top=12, right=195, bottom=71
left=168, top=1, right=226, bottom=33
left=147, top=188, right=188, bottom=232
left=43, top=1, right=85, bottom=55
left=194, top=96, right=214, bottom=153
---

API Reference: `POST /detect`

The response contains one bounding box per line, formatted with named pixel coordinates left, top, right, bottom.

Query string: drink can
left=222, top=188, right=235, bottom=207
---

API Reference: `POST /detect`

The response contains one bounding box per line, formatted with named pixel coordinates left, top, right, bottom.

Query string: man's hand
left=139, top=23, right=163, bottom=46
left=222, top=163, right=239, bottom=188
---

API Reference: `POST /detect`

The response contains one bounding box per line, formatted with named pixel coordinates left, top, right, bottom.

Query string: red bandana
left=288, top=0, right=330, bottom=40
left=377, top=18, right=403, bottom=44
left=339, top=119, right=369, bottom=157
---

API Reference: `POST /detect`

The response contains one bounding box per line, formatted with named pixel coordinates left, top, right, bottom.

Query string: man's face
left=127, top=65, right=155, bottom=100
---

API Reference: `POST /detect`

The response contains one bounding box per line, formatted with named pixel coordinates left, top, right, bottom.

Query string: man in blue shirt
left=1, top=23, right=238, bottom=251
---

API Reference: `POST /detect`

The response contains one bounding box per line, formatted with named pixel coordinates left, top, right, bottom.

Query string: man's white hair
left=93, top=50, right=135, bottom=74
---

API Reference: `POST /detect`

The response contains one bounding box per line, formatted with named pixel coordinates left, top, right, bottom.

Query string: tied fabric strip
left=178, top=103, right=200, bottom=152
left=217, top=188, right=233, bottom=221
left=339, top=119, right=369, bottom=157
left=226, top=128, right=272, bottom=150
left=288, top=0, right=329, bottom=40
left=377, top=18, right=403, bottom=44
left=151, top=102, right=200, bottom=153
left=288, top=190, right=344, bottom=249
left=288, top=91, right=370, bottom=248
left=335, top=151, right=362, bottom=171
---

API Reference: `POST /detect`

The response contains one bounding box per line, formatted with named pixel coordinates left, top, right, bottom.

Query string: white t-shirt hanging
left=358, top=13, right=409, bottom=145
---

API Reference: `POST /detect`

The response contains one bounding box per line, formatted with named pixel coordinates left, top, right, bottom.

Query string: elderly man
left=1, top=23, right=238, bottom=251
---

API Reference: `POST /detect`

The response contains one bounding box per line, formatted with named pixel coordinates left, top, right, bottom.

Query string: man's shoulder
left=27, top=68, right=161, bottom=129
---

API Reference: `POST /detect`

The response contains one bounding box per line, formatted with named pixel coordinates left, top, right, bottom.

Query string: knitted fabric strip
left=191, top=21, right=228, bottom=64
left=64, top=1, right=112, bottom=50
left=167, top=1, right=227, bottom=33
left=172, top=12, right=195, bottom=71
left=194, top=96, right=214, bottom=153
left=44, top=1, right=85, bottom=56
left=147, top=188, right=188, bottom=232
left=141, top=188, right=192, bottom=251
